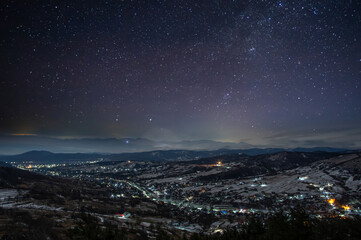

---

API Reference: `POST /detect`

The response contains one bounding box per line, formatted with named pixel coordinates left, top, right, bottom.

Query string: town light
left=342, top=205, right=351, bottom=211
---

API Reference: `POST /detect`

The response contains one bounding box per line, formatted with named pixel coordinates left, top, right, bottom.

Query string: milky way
left=1, top=0, right=360, bottom=148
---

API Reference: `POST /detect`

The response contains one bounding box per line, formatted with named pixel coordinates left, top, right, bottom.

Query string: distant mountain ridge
left=0, top=149, right=245, bottom=164
left=0, top=147, right=353, bottom=164
left=0, top=134, right=356, bottom=155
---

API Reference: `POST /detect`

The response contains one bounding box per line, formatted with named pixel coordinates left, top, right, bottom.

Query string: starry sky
left=1, top=0, right=361, bottom=150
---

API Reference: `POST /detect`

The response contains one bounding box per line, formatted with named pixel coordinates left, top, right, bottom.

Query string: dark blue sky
left=1, top=0, right=360, bottom=149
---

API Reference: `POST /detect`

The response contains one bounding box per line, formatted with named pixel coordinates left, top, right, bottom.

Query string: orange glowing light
left=11, top=133, right=37, bottom=136
left=327, top=199, right=335, bottom=205
left=342, top=205, right=351, bottom=211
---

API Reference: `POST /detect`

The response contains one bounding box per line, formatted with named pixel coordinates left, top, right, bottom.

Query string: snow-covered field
left=0, top=188, right=62, bottom=211
left=0, top=201, right=62, bottom=211
left=139, top=155, right=361, bottom=208
left=0, top=189, right=19, bottom=201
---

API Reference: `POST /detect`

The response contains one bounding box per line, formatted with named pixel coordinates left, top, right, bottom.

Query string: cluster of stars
left=0, top=0, right=360, bottom=146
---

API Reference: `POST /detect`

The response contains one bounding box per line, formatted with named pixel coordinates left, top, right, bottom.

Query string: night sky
left=1, top=0, right=361, bottom=150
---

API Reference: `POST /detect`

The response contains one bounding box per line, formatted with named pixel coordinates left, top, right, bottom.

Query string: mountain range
left=0, top=147, right=354, bottom=164
left=0, top=134, right=353, bottom=156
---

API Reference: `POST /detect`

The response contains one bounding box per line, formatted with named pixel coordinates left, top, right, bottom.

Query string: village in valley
left=2, top=150, right=360, bottom=237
